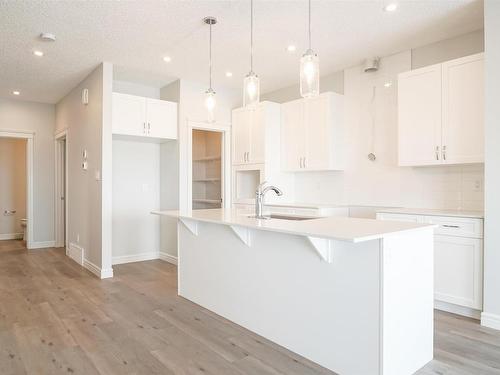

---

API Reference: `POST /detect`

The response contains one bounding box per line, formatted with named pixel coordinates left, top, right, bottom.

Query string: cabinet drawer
left=376, top=213, right=424, bottom=223
left=424, top=216, right=483, bottom=238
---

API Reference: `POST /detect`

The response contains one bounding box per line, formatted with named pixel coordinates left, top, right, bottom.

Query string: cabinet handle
left=303, top=157, right=306, bottom=169
left=442, top=224, right=459, bottom=229
left=143, top=122, right=146, bottom=134
left=442, top=145, right=447, bottom=161
left=435, top=146, right=440, bottom=161
left=299, top=157, right=303, bottom=168
left=148, top=122, right=151, bottom=134
left=247, top=151, right=250, bottom=162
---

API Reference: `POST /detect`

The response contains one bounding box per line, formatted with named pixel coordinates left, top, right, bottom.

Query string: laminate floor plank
left=2, top=239, right=500, bottom=375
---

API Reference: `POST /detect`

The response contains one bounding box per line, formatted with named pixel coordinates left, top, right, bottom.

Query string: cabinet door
left=281, top=100, right=305, bottom=171
left=249, top=105, right=266, bottom=164
left=434, top=235, right=483, bottom=309
left=304, top=95, right=329, bottom=170
left=112, top=93, right=147, bottom=136
left=146, top=99, right=178, bottom=139
left=398, top=65, right=442, bottom=166
left=441, top=54, right=484, bottom=164
left=232, top=109, right=252, bottom=165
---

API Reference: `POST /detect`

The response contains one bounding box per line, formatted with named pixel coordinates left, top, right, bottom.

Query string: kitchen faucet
left=255, top=181, right=283, bottom=219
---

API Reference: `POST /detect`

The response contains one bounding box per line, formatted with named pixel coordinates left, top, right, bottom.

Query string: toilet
left=20, top=219, right=27, bottom=241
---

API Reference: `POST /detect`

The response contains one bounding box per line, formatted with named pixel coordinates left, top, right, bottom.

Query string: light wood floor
left=1, top=240, right=500, bottom=375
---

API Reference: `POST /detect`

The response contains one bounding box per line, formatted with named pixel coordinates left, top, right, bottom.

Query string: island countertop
left=152, top=208, right=435, bottom=243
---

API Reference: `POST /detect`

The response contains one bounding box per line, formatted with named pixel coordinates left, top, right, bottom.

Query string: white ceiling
left=0, top=0, right=483, bottom=104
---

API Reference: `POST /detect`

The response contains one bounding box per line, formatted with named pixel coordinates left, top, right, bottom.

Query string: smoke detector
left=363, top=57, right=380, bottom=73
left=39, top=33, right=56, bottom=42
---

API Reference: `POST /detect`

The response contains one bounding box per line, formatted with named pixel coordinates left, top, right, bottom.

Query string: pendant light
left=300, top=0, right=319, bottom=98
left=204, top=16, right=217, bottom=122
left=243, top=0, right=260, bottom=107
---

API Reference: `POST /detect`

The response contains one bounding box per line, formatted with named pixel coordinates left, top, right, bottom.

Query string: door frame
left=0, top=130, right=34, bottom=249
left=54, top=129, right=68, bottom=248
left=186, top=120, right=231, bottom=211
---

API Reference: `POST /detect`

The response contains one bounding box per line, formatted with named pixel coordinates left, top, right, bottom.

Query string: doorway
left=55, top=131, right=68, bottom=248
left=0, top=130, right=33, bottom=249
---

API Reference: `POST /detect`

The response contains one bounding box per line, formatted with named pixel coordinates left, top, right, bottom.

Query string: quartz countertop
left=152, top=208, right=435, bottom=243
left=377, top=207, right=484, bottom=219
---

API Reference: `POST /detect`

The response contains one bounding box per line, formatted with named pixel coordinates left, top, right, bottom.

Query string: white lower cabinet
left=377, top=212, right=483, bottom=317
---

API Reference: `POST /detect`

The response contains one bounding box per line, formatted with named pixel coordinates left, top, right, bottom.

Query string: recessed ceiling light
left=384, top=81, right=393, bottom=88
left=33, top=50, right=44, bottom=57
left=384, top=3, right=398, bottom=12
left=163, top=56, right=172, bottom=63
left=39, top=32, right=56, bottom=42
left=12, top=91, right=20, bottom=95
left=287, top=45, right=296, bottom=52
left=225, top=72, right=233, bottom=77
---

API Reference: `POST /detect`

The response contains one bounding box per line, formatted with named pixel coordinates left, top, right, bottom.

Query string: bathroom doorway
left=55, top=131, right=68, bottom=248
left=0, top=131, right=33, bottom=249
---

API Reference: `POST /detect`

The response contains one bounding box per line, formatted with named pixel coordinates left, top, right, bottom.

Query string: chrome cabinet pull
left=435, top=146, right=440, bottom=161
left=443, top=145, right=447, bottom=161
left=442, top=224, right=459, bottom=228
left=247, top=151, right=250, bottom=162
left=148, top=122, right=151, bottom=134
left=303, top=157, right=306, bottom=169
left=143, top=122, right=146, bottom=134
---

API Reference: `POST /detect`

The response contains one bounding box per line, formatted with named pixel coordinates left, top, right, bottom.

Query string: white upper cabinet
left=232, top=102, right=279, bottom=165
left=441, top=54, right=484, bottom=164
left=397, top=53, right=484, bottom=166
left=398, top=64, right=442, bottom=166
left=281, top=92, right=344, bottom=171
left=112, top=93, right=177, bottom=140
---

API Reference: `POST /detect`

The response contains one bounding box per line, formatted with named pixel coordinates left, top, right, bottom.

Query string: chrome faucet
left=255, top=181, right=283, bottom=219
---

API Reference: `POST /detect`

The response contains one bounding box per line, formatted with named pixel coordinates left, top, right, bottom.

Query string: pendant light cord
left=308, top=0, right=311, bottom=49
left=209, top=22, right=212, bottom=89
left=250, top=0, right=254, bottom=71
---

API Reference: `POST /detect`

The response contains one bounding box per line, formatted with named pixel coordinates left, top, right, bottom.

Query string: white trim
left=159, top=251, right=178, bottom=265
left=186, top=120, right=232, bottom=211
left=0, top=233, right=23, bottom=240
left=112, top=251, right=159, bottom=265
left=54, top=130, right=68, bottom=248
left=67, top=242, right=84, bottom=265
left=481, top=312, right=500, bottom=331
left=83, top=258, right=114, bottom=279
left=0, top=130, right=35, bottom=250
left=434, top=300, right=481, bottom=320
left=30, top=240, right=56, bottom=249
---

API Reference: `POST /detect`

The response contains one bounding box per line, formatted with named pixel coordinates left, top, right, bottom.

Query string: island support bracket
left=229, top=225, right=251, bottom=246
left=306, top=236, right=333, bottom=263
left=180, top=218, right=198, bottom=236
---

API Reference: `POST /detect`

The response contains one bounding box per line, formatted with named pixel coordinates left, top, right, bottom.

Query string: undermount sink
left=248, top=214, right=321, bottom=221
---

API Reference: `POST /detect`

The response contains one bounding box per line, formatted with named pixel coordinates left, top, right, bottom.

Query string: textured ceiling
left=0, top=0, right=484, bottom=104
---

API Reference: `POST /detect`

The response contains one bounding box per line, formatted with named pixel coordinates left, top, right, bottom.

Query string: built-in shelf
left=193, top=155, right=221, bottom=162
left=193, top=198, right=221, bottom=204
left=193, top=177, right=221, bottom=182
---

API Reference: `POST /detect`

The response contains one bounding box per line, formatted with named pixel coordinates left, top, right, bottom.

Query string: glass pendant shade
left=205, top=88, right=216, bottom=123
left=300, top=49, right=319, bottom=98
left=243, top=71, right=260, bottom=108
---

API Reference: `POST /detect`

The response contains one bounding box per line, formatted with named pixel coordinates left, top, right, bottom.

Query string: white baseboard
left=67, top=243, right=84, bottom=266
left=435, top=300, right=481, bottom=320
left=113, top=251, right=159, bottom=265
left=83, top=258, right=114, bottom=279
left=481, top=312, right=500, bottom=331
left=159, top=251, right=178, bottom=265
left=0, top=233, right=23, bottom=240
left=29, top=240, right=56, bottom=249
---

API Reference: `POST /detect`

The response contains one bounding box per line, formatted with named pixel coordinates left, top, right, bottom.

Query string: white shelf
left=193, top=155, right=221, bottom=162
left=193, top=178, right=221, bottom=182
left=193, top=199, right=221, bottom=204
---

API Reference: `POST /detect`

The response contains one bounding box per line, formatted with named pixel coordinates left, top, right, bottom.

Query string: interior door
left=304, top=95, right=329, bottom=170
left=398, top=64, right=442, bottom=166
left=146, top=98, right=177, bottom=139
left=281, top=99, right=305, bottom=171
left=232, top=108, right=251, bottom=165
left=441, top=54, right=484, bottom=164
left=112, top=93, right=146, bottom=136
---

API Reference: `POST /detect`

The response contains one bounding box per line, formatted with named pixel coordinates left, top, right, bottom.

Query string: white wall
left=55, top=63, right=113, bottom=276
left=482, top=0, right=500, bottom=329
left=0, top=99, right=55, bottom=245
left=112, top=140, right=160, bottom=262
left=0, top=138, right=26, bottom=238
left=113, top=80, right=160, bottom=99
left=263, top=31, right=485, bottom=212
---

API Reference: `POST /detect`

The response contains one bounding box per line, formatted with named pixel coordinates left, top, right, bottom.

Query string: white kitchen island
left=153, top=208, right=435, bottom=375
